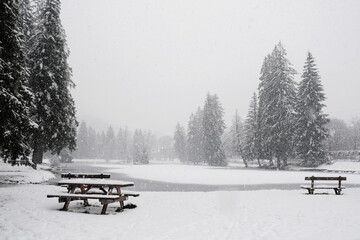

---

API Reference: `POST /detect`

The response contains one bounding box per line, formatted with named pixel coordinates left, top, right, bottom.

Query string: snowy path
left=1, top=184, right=360, bottom=240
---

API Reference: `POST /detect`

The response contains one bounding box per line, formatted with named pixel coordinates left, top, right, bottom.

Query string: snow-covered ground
left=0, top=161, right=55, bottom=184
left=1, top=184, right=360, bottom=240
left=1, top=160, right=360, bottom=240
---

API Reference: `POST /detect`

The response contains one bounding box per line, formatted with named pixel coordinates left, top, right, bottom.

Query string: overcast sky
left=60, top=0, right=360, bottom=136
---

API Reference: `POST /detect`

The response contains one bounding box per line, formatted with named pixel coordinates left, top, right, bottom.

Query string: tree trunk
left=32, top=134, right=44, bottom=164
left=257, top=158, right=262, bottom=167
left=243, top=158, right=248, bottom=168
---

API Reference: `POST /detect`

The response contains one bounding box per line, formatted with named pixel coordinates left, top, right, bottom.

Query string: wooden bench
left=301, top=176, right=346, bottom=195
left=61, top=172, right=111, bottom=179
left=47, top=193, right=127, bottom=214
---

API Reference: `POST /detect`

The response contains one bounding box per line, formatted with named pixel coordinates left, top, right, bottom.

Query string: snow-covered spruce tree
left=132, top=129, right=149, bottom=164
left=203, top=93, right=226, bottom=166
left=29, top=0, right=77, bottom=164
left=257, top=54, right=273, bottom=165
left=74, top=121, right=88, bottom=159
left=87, top=126, right=97, bottom=159
left=186, top=108, right=204, bottom=164
left=243, top=93, right=261, bottom=167
left=259, top=42, right=297, bottom=169
left=116, top=127, right=130, bottom=161
left=104, top=126, right=116, bottom=160
left=0, top=0, right=36, bottom=165
left=226, top=110, right=246, bottom=166
left=295, top=52, right=329, bottom=166
left=174, top=122, right=187, bottom=162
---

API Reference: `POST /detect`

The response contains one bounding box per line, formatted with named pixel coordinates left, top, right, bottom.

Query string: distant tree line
left=74, top=121, right=174, bottom=164
left=175, top=43, right=332, bottom=168
left=0, top=0, right=77, bottom=167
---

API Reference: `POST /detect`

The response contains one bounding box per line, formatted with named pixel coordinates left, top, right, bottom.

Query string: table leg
left=63, top=185, right=76, bottom=210
left=115, top=186, right=124, bottom=210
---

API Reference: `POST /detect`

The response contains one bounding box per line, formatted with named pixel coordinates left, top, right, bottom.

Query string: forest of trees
left=2, top=2, right=359, bottom=169
left=174, top=43, right=359, bottom=168
left=0, top=0, right=77, bottom=167
left=73, top=121, right=174, bottom=164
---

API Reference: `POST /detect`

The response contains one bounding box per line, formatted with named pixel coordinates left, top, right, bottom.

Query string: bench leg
left=101, top=204, right=108, bottom=215
left=62, top=199, right=71, bottom=211
left=334, top=188, right=341, bottom=195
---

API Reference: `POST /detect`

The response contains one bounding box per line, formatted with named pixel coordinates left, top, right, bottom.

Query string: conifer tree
left=105, top=126, right=116, bottom=160
left=75, top=121, right=89, bottom=159
left=258, top=42, right=297, bottom=169
left=174, top=122, right=187, bottom=162
left=186, top=108, right=204, bottom=164
left=296, top=52, right=329, bottom=166
left=243, top=93, right=261, bottom=166
left=132, top=129, right=149, bottom=164
left=226, top=111, right=246, bottom=166
left=29, top=0, right=77, bottom=164
left=0, top=0, right=35, bottom=165
left=203, top=93, right=226, bottom=166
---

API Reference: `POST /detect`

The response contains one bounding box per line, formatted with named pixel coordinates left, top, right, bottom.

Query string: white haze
left=60, top=0, right=360, bottom=135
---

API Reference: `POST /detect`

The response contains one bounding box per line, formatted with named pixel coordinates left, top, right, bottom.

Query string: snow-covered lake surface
left=94, top=161, right=360, bottom=185
left=1, top=160, right=360, bottom=240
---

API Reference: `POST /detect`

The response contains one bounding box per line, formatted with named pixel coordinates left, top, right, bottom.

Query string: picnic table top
left=61, top=172, right=111, bottom=178
left=58, top=178, right=134, bottom=187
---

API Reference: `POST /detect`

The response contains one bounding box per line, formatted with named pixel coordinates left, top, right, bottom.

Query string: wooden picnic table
left=54, top=179, right=135, bottom=214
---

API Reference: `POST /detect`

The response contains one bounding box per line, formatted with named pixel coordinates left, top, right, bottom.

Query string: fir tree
left=0, top=0, right=36, bottom=165
left=75, top=121, right=89, bottom=159
left=226, top=111, right=246, bottom=166
left=296, top=52, right=329, bottom=166
left=258, top=42, right=297, bottom=169
left=29, top=0, right=78, bottom=164
left=104, top=126, right=116, bottom=160
left=243, top=93, right=261, bottom=166
left=186, top=108, right=204, bottom=164
left=132, top=129, right=149, bottom=164
left=203, top=93, right=226, bottom=166
left=174, top=122, right=187, bottom=162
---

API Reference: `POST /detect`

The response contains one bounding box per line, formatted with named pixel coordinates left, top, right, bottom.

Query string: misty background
left=60, top=0, right=360, bottom=135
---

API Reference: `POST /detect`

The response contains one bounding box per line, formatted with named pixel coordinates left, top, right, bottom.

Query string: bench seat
left=72, top=190, right=140, bottom=197
left=47, top=193, right=127, bottom=214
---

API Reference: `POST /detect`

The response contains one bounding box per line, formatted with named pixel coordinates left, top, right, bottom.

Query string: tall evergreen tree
left=29, top=0, right=77, bottom=164
left=226, top=110, right=246, bottom=166
left=105, top=126, right=116, bottom=160
left=174, top=122, right=187, bottom=162
left=296, top=52, right=329, bottom=166
left=132, top=129, right=149, bottom=164
left=258, top=42, right=297, bottom=169
left=186, top=108, right=204, bottom=164
left=87, top=126, right=97, bottom=158
left=74, top=121, right=88, bottom=158
left=0, top=0, right=35, bottom=165
left=203, top=93, right=226, bottom=166
left=243, top=93, right=261, bottom=166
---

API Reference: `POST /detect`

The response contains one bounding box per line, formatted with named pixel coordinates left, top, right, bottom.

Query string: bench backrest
left=305, top=176, right=346, bottom=181
left=61, top=173, right=111, bottom=179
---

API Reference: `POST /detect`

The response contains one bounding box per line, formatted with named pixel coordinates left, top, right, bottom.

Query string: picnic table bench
left=47, top=178, right=139, bottom=214
left=301, top=176, right=346, bottom=195
left=47, top=194, right=127, bottom=214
